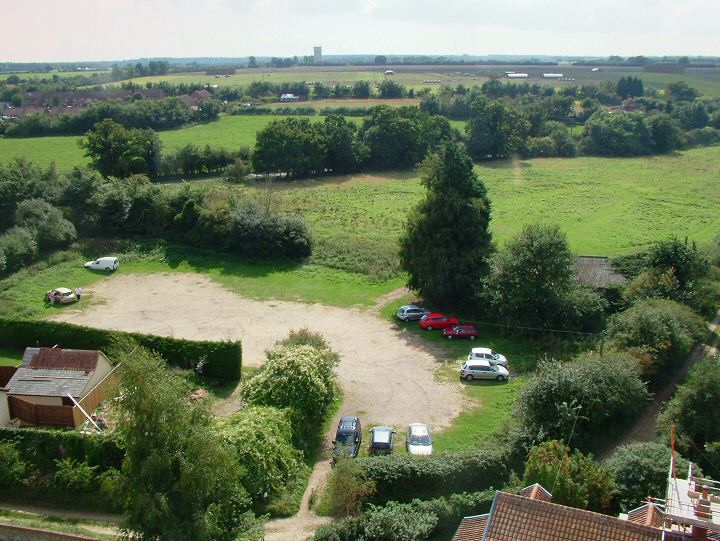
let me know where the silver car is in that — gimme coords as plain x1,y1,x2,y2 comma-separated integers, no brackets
396,304,430,322
460,360,509,382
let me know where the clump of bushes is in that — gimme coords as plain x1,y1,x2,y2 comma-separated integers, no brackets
606,298,706,384
516,353,649,452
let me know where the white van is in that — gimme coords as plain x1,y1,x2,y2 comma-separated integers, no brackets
84,257,119,271
467,347,508,366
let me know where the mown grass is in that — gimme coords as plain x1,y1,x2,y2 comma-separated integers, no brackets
0,508,118,541
0,347,23,366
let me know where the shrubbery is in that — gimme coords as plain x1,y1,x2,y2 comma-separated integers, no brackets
516,353,649,452
605,442,690,513
606,298,706,383
216,406,305,505
358,449,509,503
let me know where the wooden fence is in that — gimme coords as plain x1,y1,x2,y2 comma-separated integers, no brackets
0,366,18,387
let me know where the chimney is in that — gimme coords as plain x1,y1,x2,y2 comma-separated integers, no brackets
691,485,712,540
691,525,708,541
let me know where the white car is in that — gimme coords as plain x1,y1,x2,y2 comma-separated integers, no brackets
467,347,508,366
406,423,433,456
460,360,510,382
84,257,119,271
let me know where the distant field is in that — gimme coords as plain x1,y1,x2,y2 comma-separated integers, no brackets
257,146,720,278
3,69,110,80
0,114,464,170
120,65,720,96
266,98,421,110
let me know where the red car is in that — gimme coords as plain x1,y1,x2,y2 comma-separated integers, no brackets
419,313,459,331
443,324,479,340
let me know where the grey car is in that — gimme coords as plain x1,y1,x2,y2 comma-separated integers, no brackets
460,360,510,382
396,305,430,322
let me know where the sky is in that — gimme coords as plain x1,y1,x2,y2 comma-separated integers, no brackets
3,0,719,63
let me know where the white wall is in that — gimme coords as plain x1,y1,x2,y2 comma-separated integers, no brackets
0,390,10,427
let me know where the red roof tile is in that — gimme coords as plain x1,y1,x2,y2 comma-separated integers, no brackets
453,514,488,541
484,492,662,541
28,348,100,374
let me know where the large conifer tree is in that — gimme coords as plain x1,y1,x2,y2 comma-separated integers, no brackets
399,142,493,307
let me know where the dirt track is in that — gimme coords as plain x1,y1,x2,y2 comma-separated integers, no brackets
52,272,463,430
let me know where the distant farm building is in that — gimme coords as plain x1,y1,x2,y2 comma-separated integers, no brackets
507,73,528,79
280,93,300,102
542,73,564,79
384,70,395,76
313,46,322,63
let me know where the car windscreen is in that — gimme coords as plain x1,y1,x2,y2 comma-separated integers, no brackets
409,434,431,446
336,433,354,444
372,440,390,449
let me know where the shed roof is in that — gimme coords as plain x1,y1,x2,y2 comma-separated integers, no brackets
23,347,101,374
575,256,627,289
6,367,90,398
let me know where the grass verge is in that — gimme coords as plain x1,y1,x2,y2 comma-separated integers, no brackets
0,347,23,367
0,507,118,540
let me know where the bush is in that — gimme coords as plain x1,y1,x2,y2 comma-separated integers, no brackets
0,226,39,273
524,440,614,512
0,427,123,473
0,317,241,380
605,442,690,513
358,449,509,504
320,456,377,517
242,341,338,453
51,458,99,492
0,441,27,488
581,110,653,156
363,501,438,540
683,127,720,147
606,299,706,384
516,353,649,452
215,406,305,505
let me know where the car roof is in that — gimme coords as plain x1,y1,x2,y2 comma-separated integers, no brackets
426,312,446,317
399,305,421,310
470,347,492,354
408,423,429,435
466,359,491,367
54,287,72,294
338,416,359,429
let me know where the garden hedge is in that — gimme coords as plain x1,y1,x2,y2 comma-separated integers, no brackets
358,450,510,504
0,317,241,380
0,427,123,472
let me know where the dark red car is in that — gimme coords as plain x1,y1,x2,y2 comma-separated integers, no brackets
419,313,459,331
443,324,479,340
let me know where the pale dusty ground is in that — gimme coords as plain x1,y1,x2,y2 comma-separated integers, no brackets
52,272,464,541
53,272,462,431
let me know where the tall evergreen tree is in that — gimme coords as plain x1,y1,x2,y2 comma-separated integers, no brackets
399,142,493,306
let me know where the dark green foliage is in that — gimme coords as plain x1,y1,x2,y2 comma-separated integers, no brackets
486,224,606,331
321,456,377,517
0,159,65,231
541,121,578,157
313,490,496,541
160,144,237,177
252,117,327,178
658,354,720,472
50,458,99,492
672,101,709,130
581,111,653,156
0,427,123,472
114,343,260,541
322,115,367,174
616,76,644,98
14,198,77,251
465,96,530,159
683,127,720,147
606,299,706,384
523,440,615,512
378,80,406,98
358,449,509,503
666,81,700,101
0,441,27,489
360,106,456,170
0,227,38,273
647,236,709,289
648,113,683,153
82,119,162,178
516,353,649,452
0,317,241,380
605,442,690,513
399,143,493,307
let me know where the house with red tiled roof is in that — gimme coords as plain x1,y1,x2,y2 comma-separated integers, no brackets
453,476,719,541
0,347,116,428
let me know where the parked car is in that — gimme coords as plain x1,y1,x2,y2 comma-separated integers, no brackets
460,360,510,382
84,257,119,271
396,304,430,322
443,324,479,340
45,287,77,304
406,423,433,456
467,347,508,366
368,426,395,455
332,416,362,464
419,313,459,331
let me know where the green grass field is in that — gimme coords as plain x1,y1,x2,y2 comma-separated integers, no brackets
0,347,23,366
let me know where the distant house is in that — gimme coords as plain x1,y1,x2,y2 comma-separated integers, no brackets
575,255,627,289
191,89,212,102
279,93,300,102
1,347,117,428
507,73,528,79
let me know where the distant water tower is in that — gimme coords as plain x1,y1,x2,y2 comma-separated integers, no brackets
313,46,322,63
